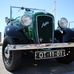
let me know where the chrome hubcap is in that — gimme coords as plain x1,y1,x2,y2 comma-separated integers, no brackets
4,47,10,59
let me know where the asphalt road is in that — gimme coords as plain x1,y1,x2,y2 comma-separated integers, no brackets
0,46,74,74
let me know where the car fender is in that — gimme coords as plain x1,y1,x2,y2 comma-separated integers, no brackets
63,28,74,42
4,25,29,43
55,28,74,42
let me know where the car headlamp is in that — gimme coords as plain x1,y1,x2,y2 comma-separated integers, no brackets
58,17,68,28
21,15,32,26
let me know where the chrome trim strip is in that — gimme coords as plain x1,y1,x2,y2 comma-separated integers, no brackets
7,43,74,50
36,15,54,44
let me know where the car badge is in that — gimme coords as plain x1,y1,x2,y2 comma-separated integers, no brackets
41,21,49,28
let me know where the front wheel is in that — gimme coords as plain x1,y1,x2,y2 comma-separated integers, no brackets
2,36,22,72
56,47,74,64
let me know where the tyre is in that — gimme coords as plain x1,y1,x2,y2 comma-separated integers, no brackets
2,36,22,72
56,47,74,64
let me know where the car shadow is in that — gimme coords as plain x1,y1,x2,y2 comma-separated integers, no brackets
12,56,74,74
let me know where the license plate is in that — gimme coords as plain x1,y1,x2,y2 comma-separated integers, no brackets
35,50,65,60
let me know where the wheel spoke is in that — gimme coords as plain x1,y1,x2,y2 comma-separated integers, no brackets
5,59,10,65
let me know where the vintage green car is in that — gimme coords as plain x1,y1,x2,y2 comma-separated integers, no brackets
2,6,74,72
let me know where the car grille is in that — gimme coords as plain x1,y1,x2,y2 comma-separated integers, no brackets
36,15,53,43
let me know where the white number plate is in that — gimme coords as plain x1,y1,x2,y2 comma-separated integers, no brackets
35,50,65,60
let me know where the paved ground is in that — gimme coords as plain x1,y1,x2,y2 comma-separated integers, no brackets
0,46,74,74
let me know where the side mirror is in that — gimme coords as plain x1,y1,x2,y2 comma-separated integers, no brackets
5,17,10,24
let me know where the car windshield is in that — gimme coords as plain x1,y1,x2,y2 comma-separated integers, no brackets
10,6,45,19
11,8,25,19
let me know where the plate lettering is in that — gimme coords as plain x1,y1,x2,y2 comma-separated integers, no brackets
35,50,65,60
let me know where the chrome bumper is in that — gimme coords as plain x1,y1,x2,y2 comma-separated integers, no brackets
7,43,74,50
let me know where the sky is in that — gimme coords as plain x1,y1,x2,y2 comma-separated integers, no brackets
0,0,74,36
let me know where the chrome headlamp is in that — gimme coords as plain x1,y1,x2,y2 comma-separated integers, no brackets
58,17,68,28
21,15,32,26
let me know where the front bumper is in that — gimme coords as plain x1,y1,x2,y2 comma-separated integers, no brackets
7,43,74,50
